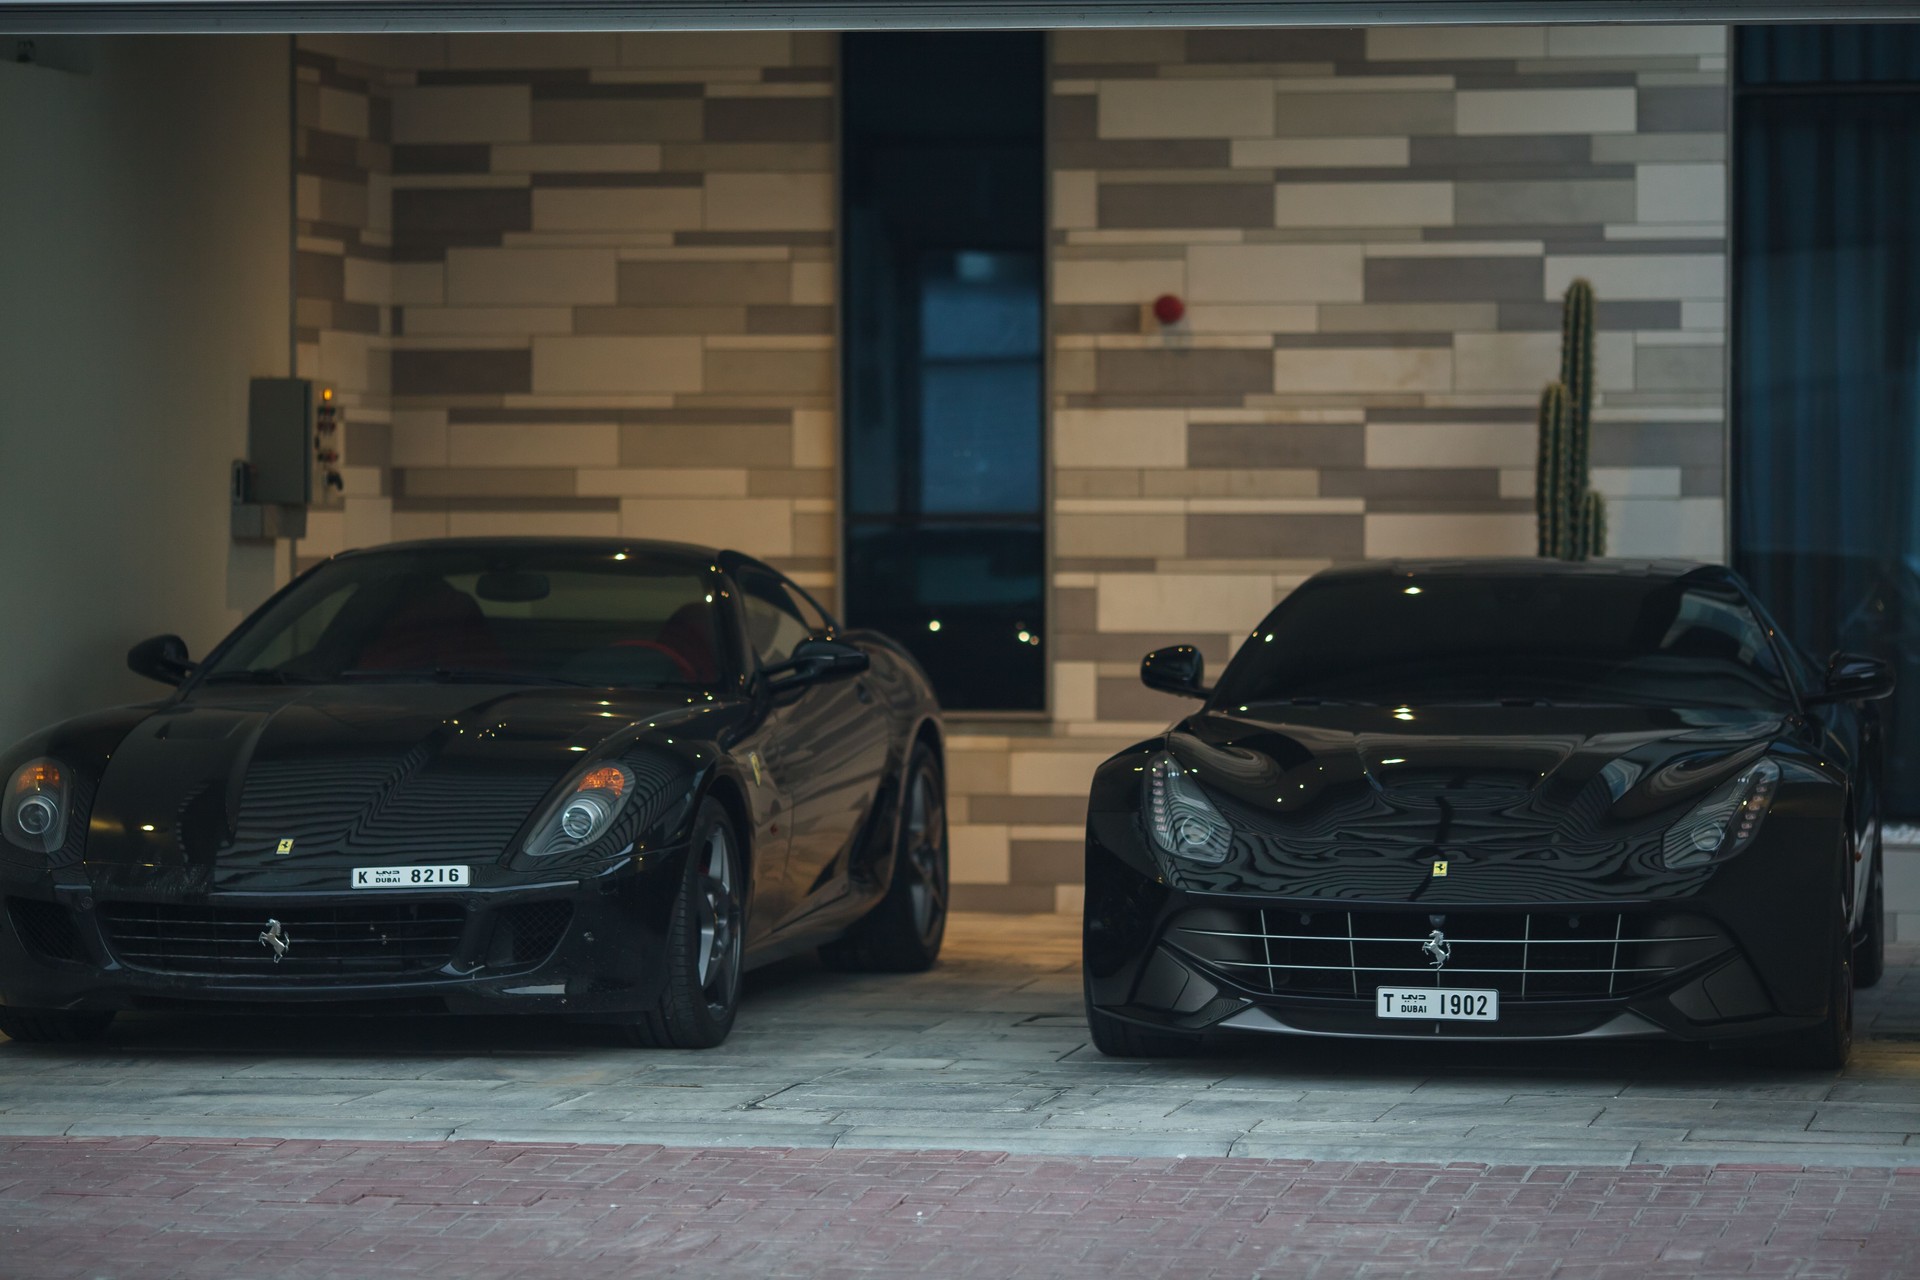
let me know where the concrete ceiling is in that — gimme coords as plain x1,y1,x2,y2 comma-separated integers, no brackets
2,0,1916,34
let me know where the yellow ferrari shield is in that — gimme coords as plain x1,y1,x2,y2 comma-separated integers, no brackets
1431,860,1449,877
276,838,295,855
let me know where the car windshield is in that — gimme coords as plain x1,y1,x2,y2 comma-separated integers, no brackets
1211,571,1796,712
201,548,723,689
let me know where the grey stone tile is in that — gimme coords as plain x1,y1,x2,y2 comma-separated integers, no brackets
1319,468,1502,501
1409,134,1591,170
1456,179,1637,227
1275,92,1457,138
396,467,577,499
1590,421,1723,468
1094,348,1273,398
1639,85,1727,133
392,143,492,174
1498,300,1682,331
1056,138,1236,171
532,97,703,143
1095,675,1204,727
576,305,750,335
1186,514,1366,560
618,259,791,306
391,347,532,396
1365,254,1544,303
704,96,833,143
392,186,533,236
1187,28,1366,63
1320,302,1501,334
297,250,346,302
1636,344,1725,392
1189,422,1365,468
1100,182,1275,230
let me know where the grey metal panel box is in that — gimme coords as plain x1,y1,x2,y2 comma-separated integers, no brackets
248,377,312,506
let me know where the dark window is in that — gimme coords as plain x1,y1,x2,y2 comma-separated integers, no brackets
735,569,815,670
1732,24,1920,812
841,32,1047,713
1210,572,1794,713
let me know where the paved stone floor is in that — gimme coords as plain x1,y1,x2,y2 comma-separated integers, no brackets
4,916,1920,1276
2,915,1918,1166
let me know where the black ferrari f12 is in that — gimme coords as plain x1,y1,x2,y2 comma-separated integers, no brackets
0,539,948,1049
1084,559,1892,1068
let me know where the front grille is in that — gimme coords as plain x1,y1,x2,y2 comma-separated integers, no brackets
1167,906,1733,1002
7,898,85,963
98,900,467,977
488,901,574,967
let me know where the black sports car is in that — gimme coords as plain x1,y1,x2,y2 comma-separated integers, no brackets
0,539,948,1048
1084,559,1892,1068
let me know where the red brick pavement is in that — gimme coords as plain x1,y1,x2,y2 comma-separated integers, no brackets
2,1138,1917,1279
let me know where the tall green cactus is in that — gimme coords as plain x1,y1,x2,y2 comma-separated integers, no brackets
1536,278,1606,560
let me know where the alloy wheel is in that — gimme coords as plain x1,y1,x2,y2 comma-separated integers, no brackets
695,824,742,1014
904,766,948,943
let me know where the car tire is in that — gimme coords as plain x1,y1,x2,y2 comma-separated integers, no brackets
1853,840,1886,990
1778,932,1853,1071
1083,972,1204,1059
820,742,948,974
608,798,743,1050
0,1008,114,1045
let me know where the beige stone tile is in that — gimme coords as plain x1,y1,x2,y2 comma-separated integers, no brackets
532,335,705,394
1366,420,1536,468
1005,749,1112,798
390,509,451,541
1364,512,1535,557
577,468,750,497
446,247,618,307
1054,257,1184,305
1096,573,1276,634
1057,469,1143,498
950,825,1011,885
704,173,833,232
574,306,748,335
1187,244,1364,304
342,495,393,551
1592,466,1683,499
403,307,575,337
1456,88,1636,136
392,262,445,306
1056,514,1186,559
299,510,348,559
532,99,703,145
1273,346,1452,394
390,411,449,467
1606,496,1724,559
619,496,794,555
1545,253,1724,301
1231,137,1409,168
400,468,577,498
317,86,369,139
1453,330,1634,393
791,511,834,558
791,260,833,307
448,510,621,537
1142,468,1318,498
703,346,832,395
1273,181,1453,229
392,85,530,144
533,186,703,233
1545,24,1727,58
1055,409,1186,469
946,748,1012,795
447,421,619,468
446,33,619,68
791,409,836,469
1051,661,1099,724
1637,163,1726,224
1099,79,1273,140
621,422,791,468
491,143,663,173
1366,25,1547,59
1319,302,1500,333
1053,170,1098,230
1053,28,1187,63
618,31,793,67
619,258,792,306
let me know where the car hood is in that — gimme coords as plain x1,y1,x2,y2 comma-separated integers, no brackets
81,683,719,895
1152,702,1796,902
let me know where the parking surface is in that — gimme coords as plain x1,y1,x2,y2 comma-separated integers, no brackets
3,914,1918,1167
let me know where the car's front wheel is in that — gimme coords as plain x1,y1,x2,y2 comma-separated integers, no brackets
608,798,743,1049
1778,930,1853,1070
1083,972,1203,1058
1854,836,1886,990
0,1008,115,1045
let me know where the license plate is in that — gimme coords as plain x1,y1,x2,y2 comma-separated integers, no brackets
1376,987,1498,1021
352,865,470,889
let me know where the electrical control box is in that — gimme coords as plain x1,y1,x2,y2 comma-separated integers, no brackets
247,377,313,506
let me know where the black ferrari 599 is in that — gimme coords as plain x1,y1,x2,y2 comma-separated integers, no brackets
0,539,947,1049
1084,559,1892,1068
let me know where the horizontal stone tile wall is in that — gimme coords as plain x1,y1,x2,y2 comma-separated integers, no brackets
289,33,838,597
951,24,1732,912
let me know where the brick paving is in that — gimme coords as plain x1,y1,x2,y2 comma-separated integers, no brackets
3,1137,1918,1279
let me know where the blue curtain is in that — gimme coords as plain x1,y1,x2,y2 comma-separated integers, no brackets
1734,26,1920,814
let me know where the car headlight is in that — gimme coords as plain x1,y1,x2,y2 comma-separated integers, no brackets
1145,753,1232,865
1662,758,1780,870
524,763,636,858
4,759,69,855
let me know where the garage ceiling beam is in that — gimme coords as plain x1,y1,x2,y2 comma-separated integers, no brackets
2,0,1915,34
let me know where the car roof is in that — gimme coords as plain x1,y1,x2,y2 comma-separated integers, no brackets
1309,557,1735,585
335,537,734,571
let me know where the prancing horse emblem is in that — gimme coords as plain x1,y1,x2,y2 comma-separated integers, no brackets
1422,929,1451,969
258,919,291,963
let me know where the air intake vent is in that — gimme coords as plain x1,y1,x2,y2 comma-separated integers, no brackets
99,900,466,978
489,901,573,968
6,898,85,963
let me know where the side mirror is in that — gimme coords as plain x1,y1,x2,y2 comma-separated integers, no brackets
128,634,195,686
1141,645,1210,699
765,638,870,692
1807,651,1895,705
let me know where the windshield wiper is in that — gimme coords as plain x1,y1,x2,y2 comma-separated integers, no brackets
338,667,594,688
1250,696,1374,707
201,669,319,685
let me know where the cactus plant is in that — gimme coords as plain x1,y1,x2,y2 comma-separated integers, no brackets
1536,278,1606,560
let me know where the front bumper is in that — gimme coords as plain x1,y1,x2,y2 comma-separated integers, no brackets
1084,817,1839,1047
0,846,690,1018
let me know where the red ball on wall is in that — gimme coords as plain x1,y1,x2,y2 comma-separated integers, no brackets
1152,293,1186,325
